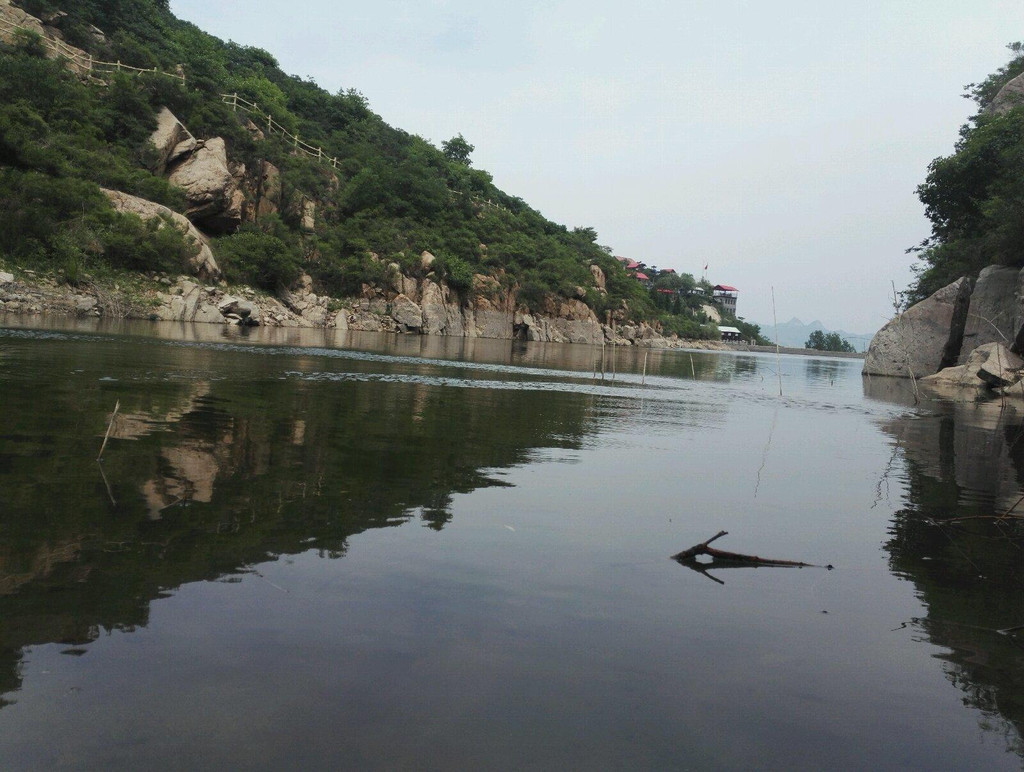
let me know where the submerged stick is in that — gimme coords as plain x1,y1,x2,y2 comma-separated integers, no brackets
97,399,120,461
672,530,823,569
689,353,696,378
642,351,648,385
97,460,116,506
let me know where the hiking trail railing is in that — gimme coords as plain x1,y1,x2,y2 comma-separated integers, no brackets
0,16,185,83
1,15,511,213
222,92,511,212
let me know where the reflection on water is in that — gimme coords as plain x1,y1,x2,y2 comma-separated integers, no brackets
0,320,1021,768
866,380,1024,754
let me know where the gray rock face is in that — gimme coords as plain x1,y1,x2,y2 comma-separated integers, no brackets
0,272,13,285
978,343,1024,388
958,265,1020,364
986,71,1024,116
390,294,422,329
149,107,196,175
167,138,241,232
218,296,258,321
920,342,1021,392
101,189,221,280
863,277,972,377
420,279,449,335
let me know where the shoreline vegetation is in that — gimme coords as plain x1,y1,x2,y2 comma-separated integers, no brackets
0,0,768,349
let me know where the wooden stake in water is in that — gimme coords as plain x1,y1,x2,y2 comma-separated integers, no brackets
97,399,120,461
601,342,606,381
642,351,648,385
771,286,783,397
689,354,696,379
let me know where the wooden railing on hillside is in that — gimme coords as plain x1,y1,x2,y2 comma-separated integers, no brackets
221,92,340,167
221,92,511,213
0,16,185,83
1,15,513,214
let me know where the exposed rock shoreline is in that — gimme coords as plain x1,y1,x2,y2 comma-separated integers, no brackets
0,269,730,351
864,265,1024,398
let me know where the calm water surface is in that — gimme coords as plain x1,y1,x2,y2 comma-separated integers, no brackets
0,317,1021,769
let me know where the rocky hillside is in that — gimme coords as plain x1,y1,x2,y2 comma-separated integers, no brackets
0,0,743,344
866,43,1024,394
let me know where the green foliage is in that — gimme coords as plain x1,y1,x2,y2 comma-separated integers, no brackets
214,224,303,290
0,169,195,276
0,0,690,325
908,45,1024,303
441,134,474,166
806,330,855,352
436,253,474,295
731,318,769,345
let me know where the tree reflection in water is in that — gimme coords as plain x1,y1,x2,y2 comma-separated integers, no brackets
867,379,1024,755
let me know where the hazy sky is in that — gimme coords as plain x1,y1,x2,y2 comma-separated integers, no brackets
170,0,1023,332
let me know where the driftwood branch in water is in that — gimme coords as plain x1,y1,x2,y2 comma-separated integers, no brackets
672,531,824,569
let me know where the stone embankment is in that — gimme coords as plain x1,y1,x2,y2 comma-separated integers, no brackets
864,264,1024,397
0,270,728,350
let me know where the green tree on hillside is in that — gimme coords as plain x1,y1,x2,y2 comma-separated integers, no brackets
442,134,474,166
907,42,1024,303
806,330,855,352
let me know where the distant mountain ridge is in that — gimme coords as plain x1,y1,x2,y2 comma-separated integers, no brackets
755,317,875,352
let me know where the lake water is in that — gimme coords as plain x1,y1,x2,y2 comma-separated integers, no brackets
0,318,1021,769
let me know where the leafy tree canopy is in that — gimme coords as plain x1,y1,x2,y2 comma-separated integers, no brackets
806,330,855,352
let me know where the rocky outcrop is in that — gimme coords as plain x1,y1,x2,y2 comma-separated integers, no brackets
863,277,972,377
254,161,281,219
589,264,606,292
149,107,196,175
515,297,604,344
921,342,1023,394
101,188,221,280
986,71,1024,116
300,199,316,232
390,294,422,330
957,265,1020,364
167,137,243,233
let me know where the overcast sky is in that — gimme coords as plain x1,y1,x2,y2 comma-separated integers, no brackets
171,0,1023,332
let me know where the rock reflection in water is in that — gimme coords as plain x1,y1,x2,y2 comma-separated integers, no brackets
0,334,611,706
866,380,1024,754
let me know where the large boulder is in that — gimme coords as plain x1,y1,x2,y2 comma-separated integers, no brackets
420,279,449,335
390,294,422,329
986,71,1024,116
957,265,1021,364
149,107,196,175
167,138,241,233
101,189,220,280
863,276,972,377
920,342,1022,393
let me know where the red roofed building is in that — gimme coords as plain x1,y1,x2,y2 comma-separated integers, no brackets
625,260,641,270
712,284,738,316
635,272,650,284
